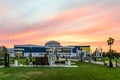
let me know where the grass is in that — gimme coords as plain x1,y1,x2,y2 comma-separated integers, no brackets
0,62,120,80
8,57,120,64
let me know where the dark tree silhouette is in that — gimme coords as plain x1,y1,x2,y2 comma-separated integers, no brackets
107,37,114,67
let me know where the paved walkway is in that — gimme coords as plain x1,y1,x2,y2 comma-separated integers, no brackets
0,64,78,68
91,61,104,65
11,64,78,68
90,61,119,67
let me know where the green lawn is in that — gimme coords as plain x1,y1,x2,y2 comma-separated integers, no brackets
0,62,120,80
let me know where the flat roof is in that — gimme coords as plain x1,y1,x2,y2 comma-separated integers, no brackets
14,44,44,47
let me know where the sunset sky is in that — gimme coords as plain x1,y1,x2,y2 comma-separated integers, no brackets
0,0,120,52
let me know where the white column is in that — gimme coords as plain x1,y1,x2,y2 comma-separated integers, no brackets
14,60,18,66
78,50,81,59
83,49,86,57
96,48,99,57
68,61,71,66
49,54,53,66
96,52,99,57
76,49,79,57
100,49,103,57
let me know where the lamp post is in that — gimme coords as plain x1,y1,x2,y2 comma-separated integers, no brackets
107,37,114,67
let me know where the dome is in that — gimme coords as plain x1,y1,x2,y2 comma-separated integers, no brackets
45,41,61,47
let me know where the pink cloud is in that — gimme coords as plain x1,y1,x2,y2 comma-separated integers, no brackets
0,1,120,52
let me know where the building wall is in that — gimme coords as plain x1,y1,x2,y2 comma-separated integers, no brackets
71,46,90,53
14,45,46,57
71,46,81,53
80,46,90,53
14,45,90,57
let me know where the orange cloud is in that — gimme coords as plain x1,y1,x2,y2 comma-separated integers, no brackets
0,2,120,52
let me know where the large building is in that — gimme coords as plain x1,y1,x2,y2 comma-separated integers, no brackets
14,44,46,57
14,41,90,57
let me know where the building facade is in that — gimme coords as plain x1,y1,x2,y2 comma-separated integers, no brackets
14,45,46,57
14,41,90,57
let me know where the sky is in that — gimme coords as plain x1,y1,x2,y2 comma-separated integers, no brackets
0,0,120,52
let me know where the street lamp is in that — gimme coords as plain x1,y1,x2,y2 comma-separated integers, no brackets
107,37,114,67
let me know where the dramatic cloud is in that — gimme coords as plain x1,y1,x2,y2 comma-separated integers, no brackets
0,0,120,52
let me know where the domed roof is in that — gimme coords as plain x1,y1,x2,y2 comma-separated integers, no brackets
45,40,61,47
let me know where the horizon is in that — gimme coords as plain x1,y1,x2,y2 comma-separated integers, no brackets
3,40,119,53
0,0,120,52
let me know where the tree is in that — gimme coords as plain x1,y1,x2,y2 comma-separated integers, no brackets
0,46,8,58
107,37,114,67
107,37,114,51
0,46,8,66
